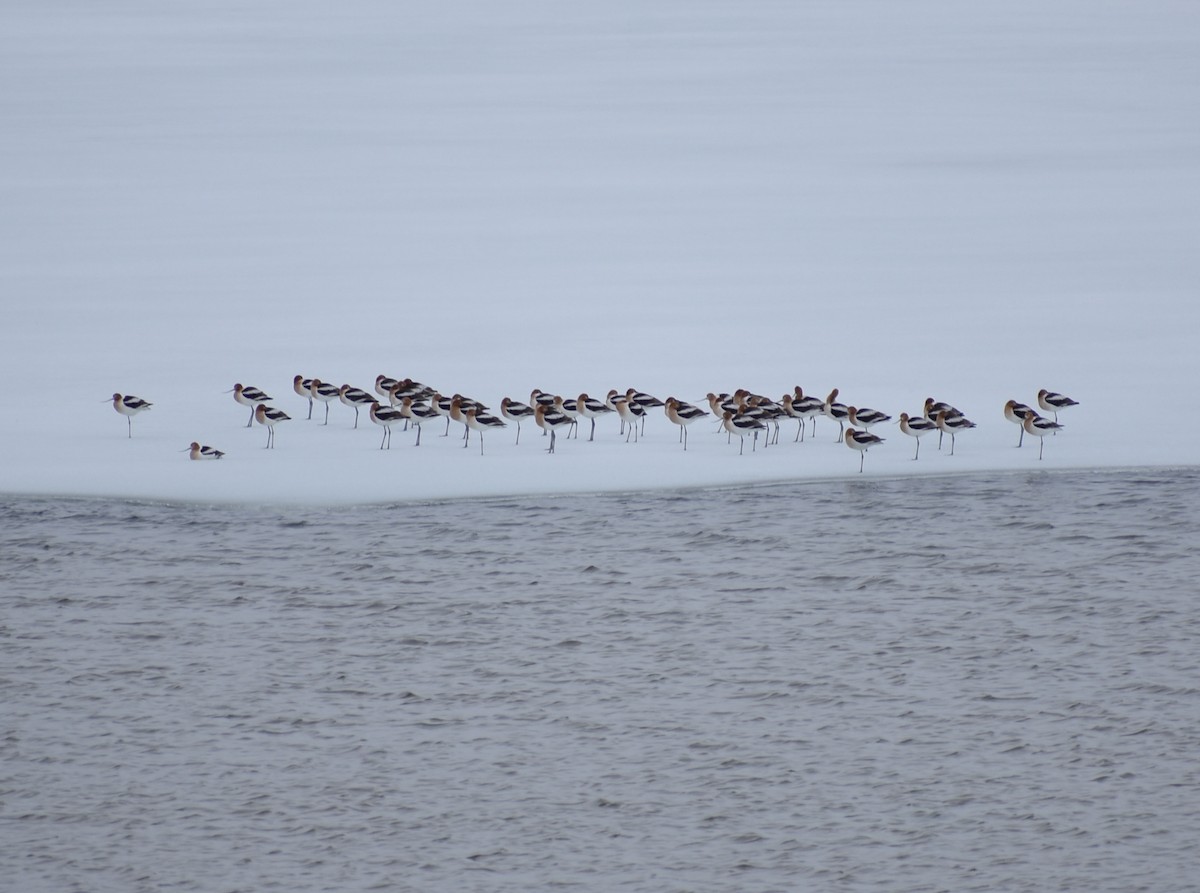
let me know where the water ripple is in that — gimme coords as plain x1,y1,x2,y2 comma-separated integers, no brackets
2,469,1199,892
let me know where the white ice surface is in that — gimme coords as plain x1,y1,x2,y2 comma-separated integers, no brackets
1,0,1197,505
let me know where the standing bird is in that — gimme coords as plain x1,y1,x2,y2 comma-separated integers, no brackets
722,411,766,455
898,412,937,460
924,397,964,450
1023,412,1064,460
575,393,613,442
626,389,664,436
535,403,573,454
615,399,644,443
464,408,507,455
1037,389,1079,424
792,387,826,441
229,384,272,427
1004,399,1037,447
110,393,151,438
293,375,314,420
309,379,340,426
664,398,707,450
375,374,400,399
400,398,440,446
824,389,850,441
847,406,892,432
935,410,976,456
500,397,536,445
254,404,290,449
844,428,885,472
338,384,376,429
369,401,404,450
553,396,580,439
186,442,225,460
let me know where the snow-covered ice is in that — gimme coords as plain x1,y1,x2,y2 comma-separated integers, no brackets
1,0,1197,504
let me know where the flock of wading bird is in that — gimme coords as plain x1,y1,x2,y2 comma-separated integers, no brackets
109,377,1079,472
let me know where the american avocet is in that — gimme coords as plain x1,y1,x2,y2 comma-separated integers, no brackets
375,374,399,398
309,379,340,425
500,397,536,444
844,428,884,472
387,378,431,410
427,392,453,435
898,412,937,460
665,397,707,450
745,396,785,446
401,397,440,446
824,389,850,441
553,396,580,439
110,393,151,438
788,387,825,441
369,401,404,449
254,404,290,448
923,397,962,420
228,384,272,427
722,410,766,455
1023,412,1063,459
464,407,506,455
615,398,644,443
626,389,664,436
575,393,613,442
924,397,963,449
449,395,488,446
338,385,375,429
736,397,781,448
186,442,225,460
935,410,976,456
535,403,573,453
1004,399,1037,447
847,406,892,431
293,375,314,420
707,392,737,418
1037,389,1079,424
606,389,630,435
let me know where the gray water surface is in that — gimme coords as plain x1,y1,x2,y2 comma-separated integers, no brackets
3,469,1199,892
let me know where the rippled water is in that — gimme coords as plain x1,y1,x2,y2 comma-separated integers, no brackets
3,469,1199,892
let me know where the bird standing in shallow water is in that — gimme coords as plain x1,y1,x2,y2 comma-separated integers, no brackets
111,393,151,438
